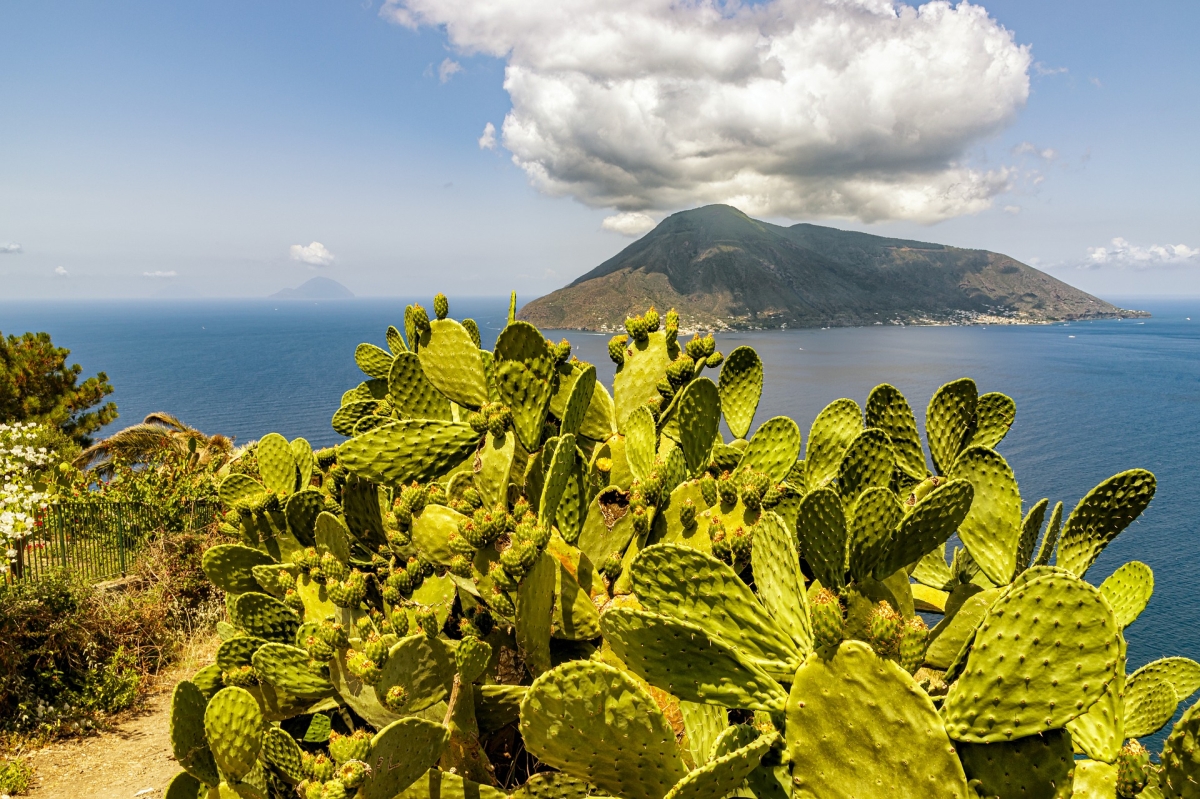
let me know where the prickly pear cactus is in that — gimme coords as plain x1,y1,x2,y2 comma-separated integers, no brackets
170,296,1193,798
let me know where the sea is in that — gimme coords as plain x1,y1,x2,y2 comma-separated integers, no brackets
2,296,1198,747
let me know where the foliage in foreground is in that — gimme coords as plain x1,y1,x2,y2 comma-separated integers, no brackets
169,294,1198,799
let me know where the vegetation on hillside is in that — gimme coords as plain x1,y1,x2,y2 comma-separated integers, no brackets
0,331,117,444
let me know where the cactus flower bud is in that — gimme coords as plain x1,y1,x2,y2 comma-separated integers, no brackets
433,293,449,320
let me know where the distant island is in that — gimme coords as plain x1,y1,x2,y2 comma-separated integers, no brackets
270,277,354,300
518,205,1147,330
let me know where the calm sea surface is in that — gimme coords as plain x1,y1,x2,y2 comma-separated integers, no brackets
3,296,1198,744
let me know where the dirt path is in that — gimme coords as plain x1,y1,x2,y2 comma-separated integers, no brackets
21,636,218,799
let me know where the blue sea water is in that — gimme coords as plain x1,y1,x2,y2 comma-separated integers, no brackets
2,296,1198,745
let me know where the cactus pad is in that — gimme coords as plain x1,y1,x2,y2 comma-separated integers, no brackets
417,319,490,409
836,428,894,503
951,446,1022,585
375,634,455,713
1018,498,1050,575
519,660,688,799
1099,561,1154,630
356,342,395,379
794,488,847,590
941,567,1121,743
679,700,728,767
678,378,721,477
864,383,927,481
230,592,301,643
631,543,798,670
396,768,508,799
257,433,298,495
750,511,812,655
877,478,973,580
389,352,453,421
739,417,802,484
1056,469,1156,578
510,773,592,799
203,686,263,782
251,643,334,698
560,364,596,438
600,608,788,711
926,377,977,476
625,406,657,481
495,322,557,449
219,474,269,511
717,346,763,440
170,680,220,787
969,391,1016,450
361,717,451,799
262,726,306,783
1160,698,1200,799
663,731,775,799
804,399,863,490
1129,658,1200,708
339,420,480,486
202,544,277,595
957,729,1074,799
786,640,970,799
1124,668,1179,739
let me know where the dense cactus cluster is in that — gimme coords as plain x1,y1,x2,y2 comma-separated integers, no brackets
166,294,1199,799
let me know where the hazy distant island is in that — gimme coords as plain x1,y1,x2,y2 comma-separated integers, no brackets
270,277,354,300
519,205,1148,331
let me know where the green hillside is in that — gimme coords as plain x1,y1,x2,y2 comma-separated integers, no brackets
518,205,1144,330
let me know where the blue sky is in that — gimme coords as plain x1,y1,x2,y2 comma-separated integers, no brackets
1,0,1197,301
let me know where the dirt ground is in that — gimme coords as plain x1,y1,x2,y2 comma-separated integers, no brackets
19,635,218,799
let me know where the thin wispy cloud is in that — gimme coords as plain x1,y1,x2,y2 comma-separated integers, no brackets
289,241,335,267
383,0,1031,224
1084,238,1200,269
0,242,22,254
54,266,68,276
478,122,497,150
144,270,178,278
438,58,462,83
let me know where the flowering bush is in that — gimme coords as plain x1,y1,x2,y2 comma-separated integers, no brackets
0,423,71,576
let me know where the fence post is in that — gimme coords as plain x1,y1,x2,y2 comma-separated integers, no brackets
116,503,127,576
57,504,68,572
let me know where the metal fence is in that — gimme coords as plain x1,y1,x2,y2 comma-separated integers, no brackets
11,500,220,583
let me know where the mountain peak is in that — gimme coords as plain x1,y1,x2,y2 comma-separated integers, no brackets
521,206,1144,330
270,277,354,300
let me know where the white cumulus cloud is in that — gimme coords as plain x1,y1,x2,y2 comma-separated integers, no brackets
1085,238,1200,269
0,242,22,254
144,270,178,278
54,266,68,276
290,242,335,267
478,122,497,150
439,58,462,83
382,0,1031,223
602,212,657,237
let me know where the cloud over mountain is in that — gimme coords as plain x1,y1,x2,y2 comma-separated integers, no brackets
383,0,1031,223
290,241,335,267
1085,238,1200,269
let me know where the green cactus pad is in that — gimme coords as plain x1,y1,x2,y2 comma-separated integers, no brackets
718,346,763,440
877,478,973,580
739,417,802,484
344,378,390,405
1056,469,1157,578
476,684,526,732
794,488,847,590
864,384,927,481
389,352,454,421
601,608,788,711
1070,760,1116,798
333,399,382,436
952,446,1022,586
560,364,596,437
216,635,268,673
516,552,557,676
1099,561,1154,630
804,398,863,491
192,664,224,700
510,773,593,799
1128,658,1200,707
315,511,352,563
339,420,480,486
219,474,269,511
1124,668,1179,739
578,487,638,569
170,680,220,787
631,543,798,670
1018,498,1050,574
203,686,263,782
912,543,953,590
1160,698,1200,799
1067,655,1124,764
494,321,556,450
926,377,977,476
836,428,894,503
580,380,617,441
1034,500,1064,567
251,643,334,699
786,640,970,799
663,731,774,799
229,592,301,643
411,504,470,567
328,652,401,730
475,430,516,509
969,391,1017,450
257,433,298,495
376,634,456,713
283,489,323,543
163,771,203,799
550,545,602,640
417,319,490,409
539,433,577,525
751,511,812,655
202,544,277,595
519,660,688,799
941,566,1121,743
261,726,306,784
361,717,451,799
613,330,673,428
680,700,728,766
957,729,1074,799
845,486,902,582
624,407,657,482
395,768,508,799
387,324,408,353
678,378,721,478
356,342,395,379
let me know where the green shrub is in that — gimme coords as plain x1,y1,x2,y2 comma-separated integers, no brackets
0,757,33,795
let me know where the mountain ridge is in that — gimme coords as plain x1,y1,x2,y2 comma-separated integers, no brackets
518,205,1145,330
270,277,354,300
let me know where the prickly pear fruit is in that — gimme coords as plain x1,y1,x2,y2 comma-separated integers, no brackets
383,684,409,712
600,553,623,585
898,616,929,674
328,729,371,765
706,352,724,368
1116,740,1150,798
717,471,739,505
811,588,845,650
868,601,902,658
412,304,431,334
739,469,770,510
608,335,628,366
680,499,696,528
321,778,348,799
700,474,718,507
434,293,449,320
339,760,372,790
416,607,440,637
345,651,381,684
644,306,660,332
310,753,335,781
